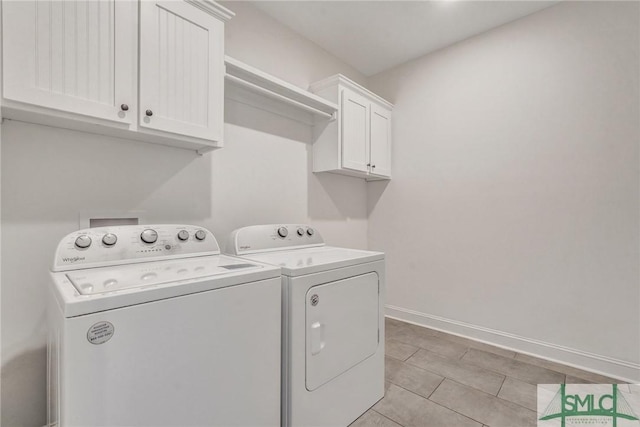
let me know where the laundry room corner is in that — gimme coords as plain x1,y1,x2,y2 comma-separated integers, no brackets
366,0,640,380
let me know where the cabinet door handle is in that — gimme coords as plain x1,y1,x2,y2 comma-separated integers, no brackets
145,109,153,117
367,163,371,167
372,164,376,168
120,104,129,111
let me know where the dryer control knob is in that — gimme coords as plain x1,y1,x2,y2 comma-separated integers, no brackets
277,227,288,238
194,230,206,241
297,227,305,236
177,230,189,241
102,233,117,246
74,235,92,249
140,229,158,244
306,228,315,236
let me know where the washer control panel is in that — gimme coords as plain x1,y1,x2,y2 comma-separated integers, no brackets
227,224,324,255
53,224,219,272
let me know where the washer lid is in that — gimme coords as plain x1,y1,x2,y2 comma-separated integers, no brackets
51,255,281,317
238,246,384,277
66,256,261,295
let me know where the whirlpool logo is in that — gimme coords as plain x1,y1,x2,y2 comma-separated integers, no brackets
62,256,85,263
538,384,640,426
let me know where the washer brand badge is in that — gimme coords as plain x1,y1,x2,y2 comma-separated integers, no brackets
87,321,115,345
62,256,85,263
239,245,251,250
538,384,640,426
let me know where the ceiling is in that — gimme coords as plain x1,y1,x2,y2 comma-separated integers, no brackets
251,1,559,76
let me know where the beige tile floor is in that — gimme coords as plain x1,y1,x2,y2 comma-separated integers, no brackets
350,317,623,427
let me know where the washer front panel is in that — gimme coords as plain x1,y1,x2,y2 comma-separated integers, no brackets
57,277,282,427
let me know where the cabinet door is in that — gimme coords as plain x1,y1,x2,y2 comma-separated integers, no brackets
369,104,392,178
139,1,224,142
340,88,370,173
2,0,136,125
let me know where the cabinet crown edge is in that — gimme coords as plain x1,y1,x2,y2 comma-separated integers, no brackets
185,0,235,21
309,74,393,110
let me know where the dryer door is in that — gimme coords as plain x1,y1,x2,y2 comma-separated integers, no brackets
305,272,379,391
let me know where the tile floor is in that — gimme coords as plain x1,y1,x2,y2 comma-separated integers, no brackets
350,317,623,427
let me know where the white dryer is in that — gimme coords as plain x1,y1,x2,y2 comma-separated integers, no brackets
226,224,385,427
48,224,282,427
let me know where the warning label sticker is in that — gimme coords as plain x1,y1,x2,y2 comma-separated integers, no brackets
87,321,114,345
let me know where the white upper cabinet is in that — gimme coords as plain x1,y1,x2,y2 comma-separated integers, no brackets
2,0,137,125
310,75,393,180
1,0,233,153
139,1,226,142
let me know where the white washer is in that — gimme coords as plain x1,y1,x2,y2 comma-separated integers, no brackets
226,224,385,427
48,224,282,427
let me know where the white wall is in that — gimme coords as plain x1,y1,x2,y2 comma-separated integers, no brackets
368,1,639,380
221,1,368,89
0,3,369,425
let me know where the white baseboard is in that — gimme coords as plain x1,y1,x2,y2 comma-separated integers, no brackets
385,304,640,383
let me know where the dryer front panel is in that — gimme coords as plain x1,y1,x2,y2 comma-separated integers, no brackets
305,272,379,391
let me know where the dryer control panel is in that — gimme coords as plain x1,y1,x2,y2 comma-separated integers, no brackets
227,224,324,255
53,224,220,271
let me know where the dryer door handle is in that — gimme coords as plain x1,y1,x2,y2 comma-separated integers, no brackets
310,322,326,355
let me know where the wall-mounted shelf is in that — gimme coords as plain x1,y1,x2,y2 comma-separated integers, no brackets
224,56,338,124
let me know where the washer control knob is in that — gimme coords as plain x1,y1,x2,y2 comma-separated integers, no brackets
140,229,158,244
194,230,206,241
277,227,288,238
306,228,315,236
297,227,305,236
102,233,117,246
177,230,189,241
74,235,92,249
